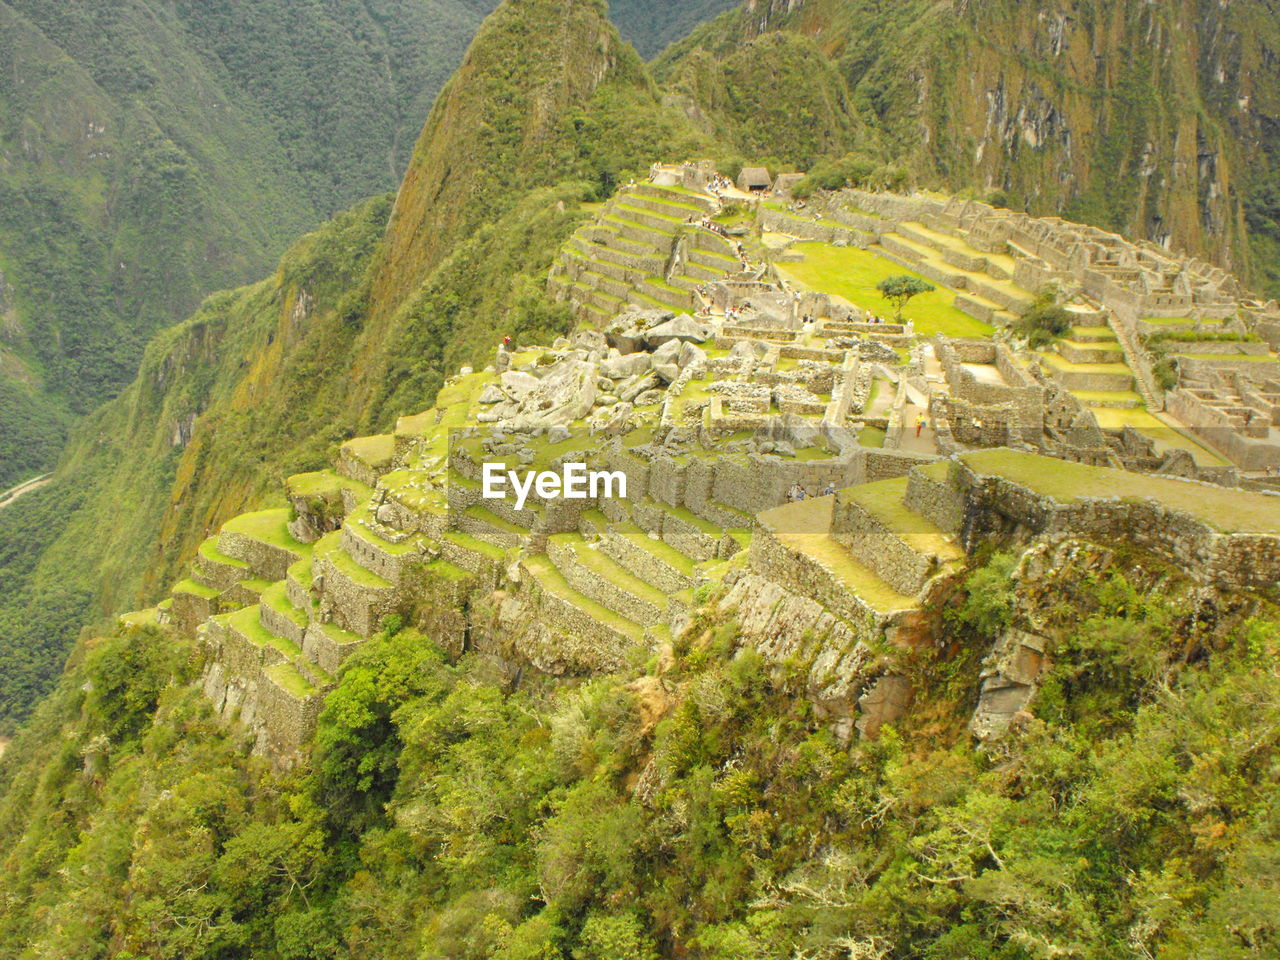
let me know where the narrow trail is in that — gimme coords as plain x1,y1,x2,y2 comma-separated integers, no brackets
0,473,53,511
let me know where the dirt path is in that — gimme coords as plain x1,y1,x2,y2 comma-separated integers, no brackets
0,474,53,511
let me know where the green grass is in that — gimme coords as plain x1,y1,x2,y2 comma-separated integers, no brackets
1038,353,1134,376
463,504,527,536
173,578,220,600
314,532,392,589
612,522,697,574
524,555,645,641
265,662,316,699
840,478,963,561
663,503,724,538
774,242,992,338
226,605,303,660
555,534,668,608
286,468,372,501
342,434,397,467
222,509,307,554
260,581,308,630
758,500,917,614
1071,390,1144,405
1070,325,1117,341
1088,408,1229,466
859,426,887,448
1060,339,1124,353
198,537,249,570
444,530,506,562
960,450,1280,534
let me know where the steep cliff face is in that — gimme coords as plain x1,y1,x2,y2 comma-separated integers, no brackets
368,0,698,318
659,0,1280,293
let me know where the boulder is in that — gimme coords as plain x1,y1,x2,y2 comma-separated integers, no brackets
728,339,770,360
500,371,539,399
644,313,713,347
677,341,707,369
653,362,680,384
601,352,652,380
651,338,682,365
478,384,504,405
620,374,661,403
546,425,571,444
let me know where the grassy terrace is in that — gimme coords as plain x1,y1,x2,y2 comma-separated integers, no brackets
174,578,220,599
613,521,697,574
840,478,963,560
1071,325,1117,340
903,221,1021,277
960,450,1280,534
226,604,303,660
345,503,423,556
314,531,392,588
198,537,249,570
342,433,397,468
222,508,307,554
445,529,506,562
556,533,669,609
759,499,917,614
265,662,316,698
463,504,527,536
1086,407,1229,466
775,242,992,338
1038,353,1133,376
286,468,372,501
524,555,645,641
260,581,307,630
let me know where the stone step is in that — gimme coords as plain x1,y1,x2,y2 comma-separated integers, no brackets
286,556,315,612
302,620,367,677
217,508,310,582
623,191,707,220
439,529,506,582
523,554,646,648
573,235,665,275
311,532,395,639
457,504,526,549
169,578,221,636
631,182,718,214
259,580,309,648
547,533,668,627
599,522,697,594
263,661,319,702
604,215,678,253
192,536,251,591
754,498,919,620
1056,339,1126,364
635,277,693,312
337,433,397,486
631,500,724,562
223,603,305,668
612,201,688,235
1039,353,1136,392
833,478,965,596
340,502,429,585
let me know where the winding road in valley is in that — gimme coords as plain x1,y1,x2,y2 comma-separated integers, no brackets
0,473,53,511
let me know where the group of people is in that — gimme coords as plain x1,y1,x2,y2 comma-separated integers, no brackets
786,481,838,502
865,314,890,324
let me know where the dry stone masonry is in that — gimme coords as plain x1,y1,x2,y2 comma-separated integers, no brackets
126,164,1280,765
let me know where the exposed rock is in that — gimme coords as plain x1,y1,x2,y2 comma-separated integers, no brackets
677,341,707,369
601,352,652,379
645,314,713,347
969,628,1050,741
478,384,504,404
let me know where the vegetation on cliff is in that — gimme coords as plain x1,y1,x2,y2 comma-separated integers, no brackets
657,0,1280,297
1,548,1277,958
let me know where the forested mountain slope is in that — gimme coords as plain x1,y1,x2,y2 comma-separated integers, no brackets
0,0,709,728
657,0,1280,296
0,0,493,489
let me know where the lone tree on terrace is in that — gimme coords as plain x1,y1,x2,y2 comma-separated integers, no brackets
877,275,934,321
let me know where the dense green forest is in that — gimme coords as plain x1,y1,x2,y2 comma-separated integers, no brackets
1,549,1276,958
0,0,493,488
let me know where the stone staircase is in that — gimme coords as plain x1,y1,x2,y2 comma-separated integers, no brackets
750,471,965,638
1039,319,1143,409
549,182,736,323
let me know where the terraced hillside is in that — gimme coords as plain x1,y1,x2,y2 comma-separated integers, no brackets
549,182,741,322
